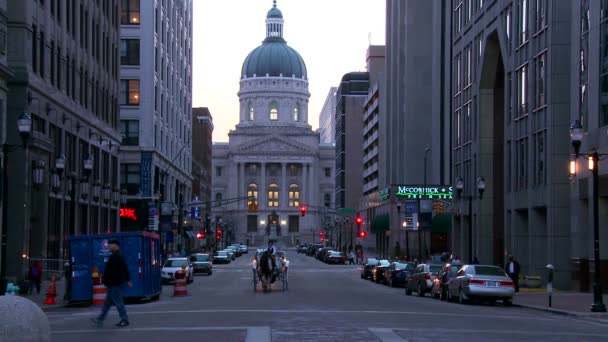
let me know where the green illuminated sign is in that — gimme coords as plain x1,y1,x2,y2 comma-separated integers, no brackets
395,185,453,199
379,188,390,201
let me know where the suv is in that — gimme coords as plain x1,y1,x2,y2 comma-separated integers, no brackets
189,253,213,275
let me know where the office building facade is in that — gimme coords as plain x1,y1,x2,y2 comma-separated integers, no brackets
119,0,193,253
319,87,337,144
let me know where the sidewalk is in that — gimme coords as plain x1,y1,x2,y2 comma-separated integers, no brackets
514,288,608,320
23,278,67,311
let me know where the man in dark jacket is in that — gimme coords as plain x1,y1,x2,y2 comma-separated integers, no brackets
505,255,521,292
92,239,132,327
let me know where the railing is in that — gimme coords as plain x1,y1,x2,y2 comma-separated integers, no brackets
23,258,69,280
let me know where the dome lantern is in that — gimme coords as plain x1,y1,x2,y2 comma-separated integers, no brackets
266,0,284,39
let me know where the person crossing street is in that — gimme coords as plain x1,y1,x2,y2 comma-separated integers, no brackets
91,239,132,328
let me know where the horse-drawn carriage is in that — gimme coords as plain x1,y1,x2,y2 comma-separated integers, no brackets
252,250,288,292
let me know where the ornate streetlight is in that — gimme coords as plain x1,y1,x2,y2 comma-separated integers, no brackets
455,176,485,264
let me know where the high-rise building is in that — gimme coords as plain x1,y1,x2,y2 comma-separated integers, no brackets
335,72,369,212
119,0,193,252
569,0,608,292
362,46,385,197
447,0,572,289
319,87,337,144
191,107,213,215
365,0,449,259
4,0,121,280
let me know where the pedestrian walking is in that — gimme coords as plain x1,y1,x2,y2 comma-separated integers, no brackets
356,248,363,265
451,256,462,266
28,260,43,295
91,239,132,327
349,250,356,265
505,255,521,292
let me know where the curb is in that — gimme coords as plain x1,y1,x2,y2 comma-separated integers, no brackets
515,303,608,323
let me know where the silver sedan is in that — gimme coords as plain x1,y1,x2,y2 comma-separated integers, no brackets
447,264,515,306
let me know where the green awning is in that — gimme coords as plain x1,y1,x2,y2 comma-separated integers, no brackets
431,213,451,234
371,214,390,234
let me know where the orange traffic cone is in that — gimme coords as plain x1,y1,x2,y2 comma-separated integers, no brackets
91,266,107,305
45,274,57,305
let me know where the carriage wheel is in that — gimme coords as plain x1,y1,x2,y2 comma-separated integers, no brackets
253,269,257,292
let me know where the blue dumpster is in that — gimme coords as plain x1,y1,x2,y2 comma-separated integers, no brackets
68,232,161,304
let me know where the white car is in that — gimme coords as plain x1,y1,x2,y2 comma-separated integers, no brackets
161,258,194,284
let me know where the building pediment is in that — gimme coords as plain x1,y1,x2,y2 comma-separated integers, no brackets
233,135,316,156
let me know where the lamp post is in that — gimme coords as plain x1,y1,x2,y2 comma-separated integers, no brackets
1,112,32,279
569,119,607,313
455,176,485,264
397,202,409,260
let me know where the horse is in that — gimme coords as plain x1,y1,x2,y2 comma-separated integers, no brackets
257,251,276,292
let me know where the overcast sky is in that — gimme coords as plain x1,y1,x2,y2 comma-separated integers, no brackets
192,0,386,142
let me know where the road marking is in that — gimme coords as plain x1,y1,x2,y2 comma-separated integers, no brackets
53,325,271,341
368,328,407,342
246,326,271,342
390,327,608,338
47,309,562,322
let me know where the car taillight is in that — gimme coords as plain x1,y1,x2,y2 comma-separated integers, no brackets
499,281,513,287
424,273,430,279
392,270,402,275
469,279,485,285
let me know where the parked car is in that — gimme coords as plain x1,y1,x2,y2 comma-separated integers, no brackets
431,264,460,300
189,253,213,275
239,244,249,254
361,258,378,279
307,244,323,256
297,244,309,254
446,264,515,305
326,251,347,264
161,258,194,284
227,245,241,257
372,260,391,283
315,247,333,261
405,264,443,296
383,262,416,287
213,251,230,264
224,249,236,260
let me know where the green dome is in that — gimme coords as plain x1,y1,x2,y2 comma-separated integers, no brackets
267,7,283,18
241,38,307,79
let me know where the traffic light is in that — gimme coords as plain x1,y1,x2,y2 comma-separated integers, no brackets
300,205,307,217
359,230,367,238
319,231,324,237
196,232,204,239
355,214,363,227
216,229,222,240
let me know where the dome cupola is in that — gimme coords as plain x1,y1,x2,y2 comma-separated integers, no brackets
241,0,307,79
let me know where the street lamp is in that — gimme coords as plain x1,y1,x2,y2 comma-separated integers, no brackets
569,119,606,313
31,161,45,187
455,175,485,264
1,113,32,279
397,201,409,260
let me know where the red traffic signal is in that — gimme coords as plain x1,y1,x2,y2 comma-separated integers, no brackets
196,233,204,239
319,231,324,237
300,205,307,217
355,214,363,226
216,229,222,240
359,230,367,238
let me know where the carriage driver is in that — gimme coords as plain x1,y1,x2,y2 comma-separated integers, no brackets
267,241,276,255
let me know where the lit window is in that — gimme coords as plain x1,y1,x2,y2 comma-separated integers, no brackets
293,104,299,121
288,184,300,207
121,0,140,25
247,183,258,210
120,79,140,105
270,101,278,120
249,103,254,121
268,183,279,207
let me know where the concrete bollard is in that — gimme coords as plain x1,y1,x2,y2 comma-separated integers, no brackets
0,295,51,342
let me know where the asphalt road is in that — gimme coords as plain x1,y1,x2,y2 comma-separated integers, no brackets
48,248,608,342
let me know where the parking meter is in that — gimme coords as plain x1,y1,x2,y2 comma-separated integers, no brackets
546,264,554,307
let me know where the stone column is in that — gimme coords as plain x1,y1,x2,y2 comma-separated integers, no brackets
260,163,266,210
240,162,246,201
301,163,307,206
281,162,287,209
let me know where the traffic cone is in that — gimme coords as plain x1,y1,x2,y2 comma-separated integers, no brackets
91,266,107,305
173,265,188,296
45,274,57,305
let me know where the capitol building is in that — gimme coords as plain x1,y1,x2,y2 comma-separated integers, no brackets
211,2,335,246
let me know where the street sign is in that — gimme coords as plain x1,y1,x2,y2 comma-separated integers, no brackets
337,208,356,215
395,185,453,199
